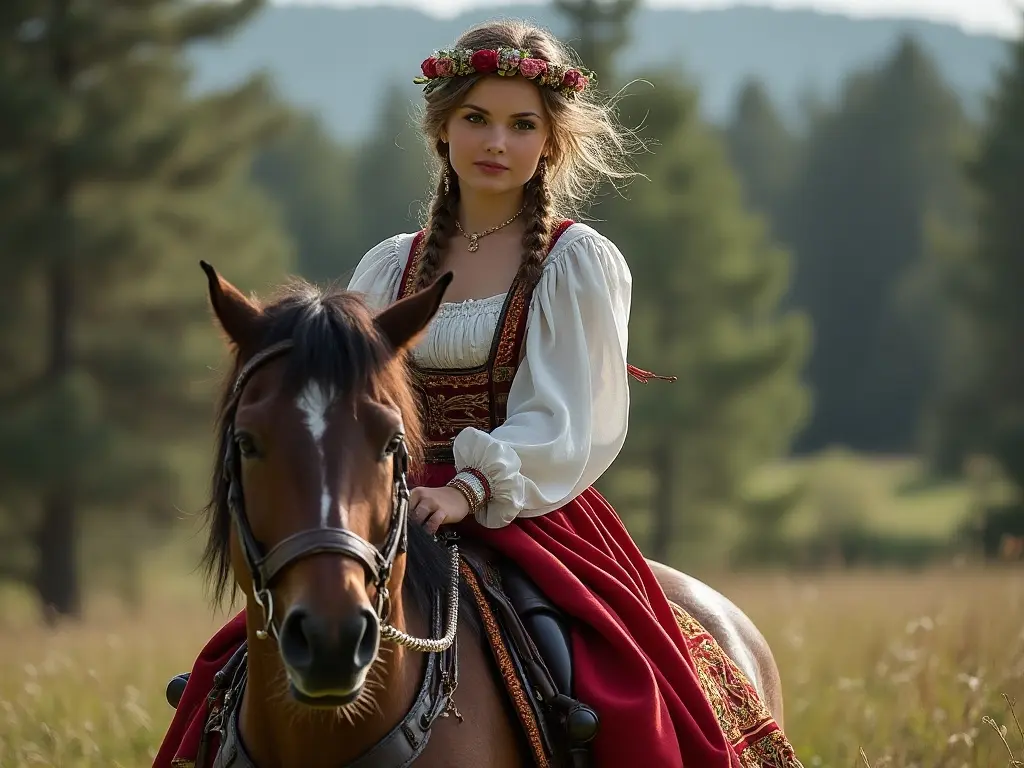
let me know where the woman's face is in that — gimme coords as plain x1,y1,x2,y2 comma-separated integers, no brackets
443,75,549,198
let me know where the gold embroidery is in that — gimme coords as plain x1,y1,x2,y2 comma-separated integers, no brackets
412,370,489,389
460,560,550,767
669,602,804,768
424,391,491,434
493,282,528,368
492,366,515,383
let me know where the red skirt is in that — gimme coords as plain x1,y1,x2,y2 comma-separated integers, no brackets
424,463,737,768
153,466,739,768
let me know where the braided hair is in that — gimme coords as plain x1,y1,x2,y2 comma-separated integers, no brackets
518,157,555,288
412,144,460,292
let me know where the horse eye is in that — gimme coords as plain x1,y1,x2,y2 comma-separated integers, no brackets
382,434,404,458
235,432,259,458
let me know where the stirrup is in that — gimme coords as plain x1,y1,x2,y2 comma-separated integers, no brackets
550,693,600,768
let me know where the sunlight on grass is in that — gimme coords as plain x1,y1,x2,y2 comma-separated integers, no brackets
2,562,1023,766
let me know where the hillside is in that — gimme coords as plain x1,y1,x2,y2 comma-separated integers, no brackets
187,3,1010,140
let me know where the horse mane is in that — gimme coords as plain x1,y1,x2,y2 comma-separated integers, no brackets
200,277,473,635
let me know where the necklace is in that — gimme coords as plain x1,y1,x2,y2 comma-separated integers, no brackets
455,203,527,252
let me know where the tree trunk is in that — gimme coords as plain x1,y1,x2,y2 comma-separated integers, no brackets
649,434,675,563
35,0,81,621
35,493,80,621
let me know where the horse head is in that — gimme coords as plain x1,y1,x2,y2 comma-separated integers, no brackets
198,260,452,707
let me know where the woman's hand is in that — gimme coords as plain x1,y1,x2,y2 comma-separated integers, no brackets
409,486,472,535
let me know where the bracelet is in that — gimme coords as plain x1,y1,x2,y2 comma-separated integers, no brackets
446,469,492,513
447,476,481,513
461,468,492,504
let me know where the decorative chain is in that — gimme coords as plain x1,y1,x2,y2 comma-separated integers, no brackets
380,543,461,653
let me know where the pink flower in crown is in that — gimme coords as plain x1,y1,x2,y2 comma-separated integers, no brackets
562,69,585,91
518,58,547,80
434,57,456,77
421,57,439,78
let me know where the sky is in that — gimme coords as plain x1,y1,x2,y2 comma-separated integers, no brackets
270,0,1023,38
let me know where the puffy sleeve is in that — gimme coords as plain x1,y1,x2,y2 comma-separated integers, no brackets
452,230,632,528
346,234,409,310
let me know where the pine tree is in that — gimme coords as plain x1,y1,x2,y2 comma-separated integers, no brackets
352,82,431,252
0,0,294,617
932,20,1024,499
552,0,640,90
784,35,972,454
722,79,799,235
252,112,362,284
602,70,810,563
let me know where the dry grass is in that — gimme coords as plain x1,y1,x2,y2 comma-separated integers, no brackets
1,563,1022,767
723,566,1024,767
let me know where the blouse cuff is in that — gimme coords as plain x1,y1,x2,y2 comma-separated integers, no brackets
453,427,530,527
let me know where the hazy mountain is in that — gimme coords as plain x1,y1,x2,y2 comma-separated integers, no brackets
188,3,1010,140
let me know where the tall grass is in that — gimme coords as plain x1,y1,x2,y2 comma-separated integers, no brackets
1,564,1021,766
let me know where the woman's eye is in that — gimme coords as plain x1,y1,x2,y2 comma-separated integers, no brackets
465,113,484,124
515,120,536,130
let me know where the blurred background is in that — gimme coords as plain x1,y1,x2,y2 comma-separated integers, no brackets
2,0,1024,765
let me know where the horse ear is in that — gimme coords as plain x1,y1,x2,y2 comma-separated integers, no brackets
200,260,263,354
374,272,453,353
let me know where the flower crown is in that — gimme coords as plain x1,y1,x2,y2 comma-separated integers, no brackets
414,46,596,99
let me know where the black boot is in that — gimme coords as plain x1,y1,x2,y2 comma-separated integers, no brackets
500,563,599,767
166,673,190,709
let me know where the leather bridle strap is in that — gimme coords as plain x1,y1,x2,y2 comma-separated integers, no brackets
256,528,388,586
222,338,411,641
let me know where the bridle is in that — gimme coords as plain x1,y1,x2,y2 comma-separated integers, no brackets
191,339,464,768
222,339,460,653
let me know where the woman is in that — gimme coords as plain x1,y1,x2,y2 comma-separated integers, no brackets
157,18,797,768
349,19,754,768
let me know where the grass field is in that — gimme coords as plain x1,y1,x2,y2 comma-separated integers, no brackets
1,453,1022,767
1,564,1022,767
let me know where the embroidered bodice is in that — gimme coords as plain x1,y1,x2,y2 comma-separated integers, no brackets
348,222,632,528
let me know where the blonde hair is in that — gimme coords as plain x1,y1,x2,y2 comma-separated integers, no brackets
413,18,643,289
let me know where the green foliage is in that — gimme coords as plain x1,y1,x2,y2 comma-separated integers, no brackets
721,79,799,231
599,70,810,562
928,19,1024,541
552,0,640,88
251,83,433,285
0,0,295,615
351,83,432,248
252,112,363,284
783,36,974,454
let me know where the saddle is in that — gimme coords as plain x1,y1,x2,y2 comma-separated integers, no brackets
459,545,599,768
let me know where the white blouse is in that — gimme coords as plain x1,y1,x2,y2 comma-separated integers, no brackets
347,223,631,528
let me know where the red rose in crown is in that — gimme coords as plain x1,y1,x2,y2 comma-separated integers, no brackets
470,49,500,73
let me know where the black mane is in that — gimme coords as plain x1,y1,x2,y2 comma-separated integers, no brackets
201,278,477,637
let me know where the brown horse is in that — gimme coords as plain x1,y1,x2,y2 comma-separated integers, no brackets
191,261,786,768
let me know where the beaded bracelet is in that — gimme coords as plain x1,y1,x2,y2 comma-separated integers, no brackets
446,468,492,513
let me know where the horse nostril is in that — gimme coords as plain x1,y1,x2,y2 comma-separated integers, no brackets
349,606,380,669
279,605,314,672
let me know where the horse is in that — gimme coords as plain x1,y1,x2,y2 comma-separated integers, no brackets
179,260,788,768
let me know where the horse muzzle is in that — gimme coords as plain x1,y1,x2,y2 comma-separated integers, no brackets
278,602,381,705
